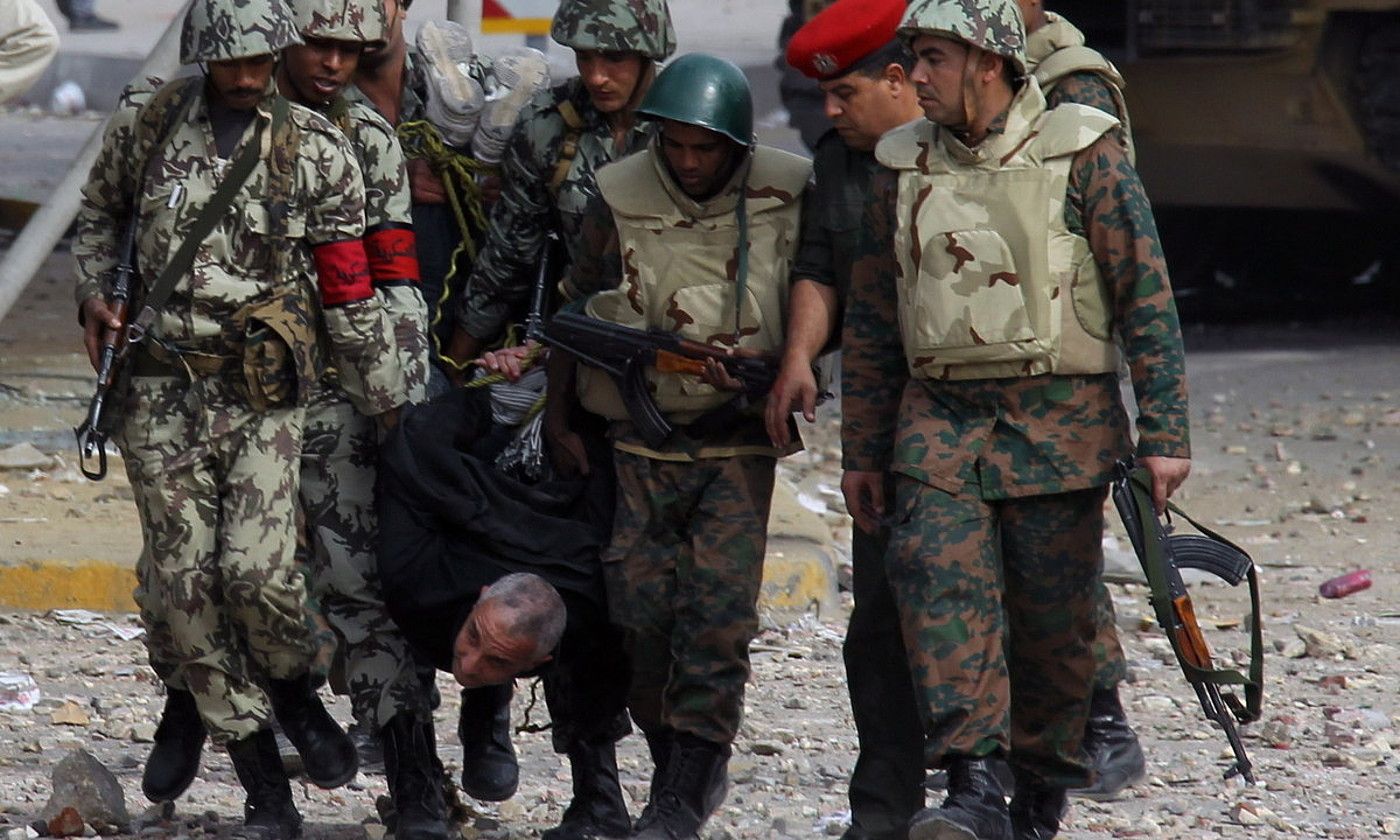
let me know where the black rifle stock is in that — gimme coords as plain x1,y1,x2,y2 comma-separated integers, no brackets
542,310,779,448
74,219,140,481
1112,460,1264,784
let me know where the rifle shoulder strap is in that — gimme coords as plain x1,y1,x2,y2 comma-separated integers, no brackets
548,98,586,199
133,95,288,338
1125,467,1265,722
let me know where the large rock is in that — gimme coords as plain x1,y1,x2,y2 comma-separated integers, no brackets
761,479,840,622
41,750,129,832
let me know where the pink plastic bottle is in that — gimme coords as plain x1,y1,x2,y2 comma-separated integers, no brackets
1319,570,1372,599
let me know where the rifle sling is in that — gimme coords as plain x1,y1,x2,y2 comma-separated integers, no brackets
132,95,288,339
1120,464,1264,722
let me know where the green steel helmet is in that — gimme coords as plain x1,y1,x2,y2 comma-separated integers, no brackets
550,0,677,61
637,53,753,145
285,0,386,47
180,0,303,64
898,0,1027,76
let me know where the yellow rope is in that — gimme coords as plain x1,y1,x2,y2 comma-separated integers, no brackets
395,119,496,372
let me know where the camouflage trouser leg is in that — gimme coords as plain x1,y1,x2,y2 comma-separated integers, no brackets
844,474,924,836
604,451,775,746
1091,565,1128,691
119,376,318,745
300,395,429,732
887,476,1102,788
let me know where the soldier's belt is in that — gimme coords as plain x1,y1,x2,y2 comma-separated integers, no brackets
133,342,240,378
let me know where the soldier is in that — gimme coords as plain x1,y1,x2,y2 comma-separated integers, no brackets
839,0,1191,838
775,1,928,838
437,0,678,822
546,54,813,840
73,0,402,835
1018,0,1147,801
272,3,447,839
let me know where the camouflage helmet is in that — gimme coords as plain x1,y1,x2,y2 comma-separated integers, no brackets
180,0,303,64
550,0,677,62
898,0,1027,75
285,0,386,47
638,53,752,146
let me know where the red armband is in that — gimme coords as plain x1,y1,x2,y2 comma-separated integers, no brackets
312,239,374,306
364,224,420,285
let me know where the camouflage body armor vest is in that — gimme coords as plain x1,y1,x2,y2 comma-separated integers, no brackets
1027,13,1135,163
875,80,1120,381
578,142,810,422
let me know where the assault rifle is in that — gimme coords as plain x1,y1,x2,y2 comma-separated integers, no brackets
74,218,140,481
542,310,779,448
523,231,562,344
1111,460,1264,784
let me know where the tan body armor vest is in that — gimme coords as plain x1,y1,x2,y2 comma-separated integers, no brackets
577,142,810,422
1027,13,1135,164
875,80,1120,382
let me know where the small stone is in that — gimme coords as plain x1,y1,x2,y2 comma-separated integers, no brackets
41,750,129,831
750,741,785,756
46,810,83,839
0,443,52,470
362,825,386,840
1231,802,1263,826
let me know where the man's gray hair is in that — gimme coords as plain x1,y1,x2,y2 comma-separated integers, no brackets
480,572,567,661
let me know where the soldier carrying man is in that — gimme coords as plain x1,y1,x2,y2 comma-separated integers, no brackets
74,0,405,835
547,53,813,840
839,0,1192,837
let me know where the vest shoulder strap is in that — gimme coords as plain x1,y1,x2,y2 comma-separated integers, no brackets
1030,102,1119,162
1034,45,1126,93
595,149,656,216
745,145,813,213
548,98,587,198
874,117,934,171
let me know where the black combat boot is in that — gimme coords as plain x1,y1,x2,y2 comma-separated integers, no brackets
541,740,631,839
227,729,303,840
266,673,358,788
629,733,730,840
382,713,451,840
907,757,1013,840
142,688,207,802
631,729,675,833
1009,770,1068,840
1073,686,1146,800
457,683,519,801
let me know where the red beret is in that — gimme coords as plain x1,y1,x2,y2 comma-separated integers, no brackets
786,0,906,81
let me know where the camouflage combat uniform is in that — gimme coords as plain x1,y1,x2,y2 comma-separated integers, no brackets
1026,10,1138,699
454,0,676,344
569,135,812,746
74,65,401,746
841,53,1190,795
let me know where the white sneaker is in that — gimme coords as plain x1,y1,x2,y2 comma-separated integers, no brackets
416,20,485,148
472,47,550,165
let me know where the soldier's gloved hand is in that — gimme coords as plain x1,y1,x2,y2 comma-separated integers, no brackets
544,417,590,478
841,469,888,535
407,158,448,205
80,296,122,372
764,356,819,448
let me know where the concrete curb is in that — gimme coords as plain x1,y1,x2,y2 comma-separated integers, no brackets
0,560,136,612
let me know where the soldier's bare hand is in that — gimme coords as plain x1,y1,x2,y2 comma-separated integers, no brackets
764,358,818,448
545,422,590,478
841,470,887,535
1138,454,1191,514
700,357,745,392
407,159,448,205
80,297,121,372
480,341,538,382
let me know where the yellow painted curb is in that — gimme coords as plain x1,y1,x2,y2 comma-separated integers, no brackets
760,536,840,622
0,561,137,612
